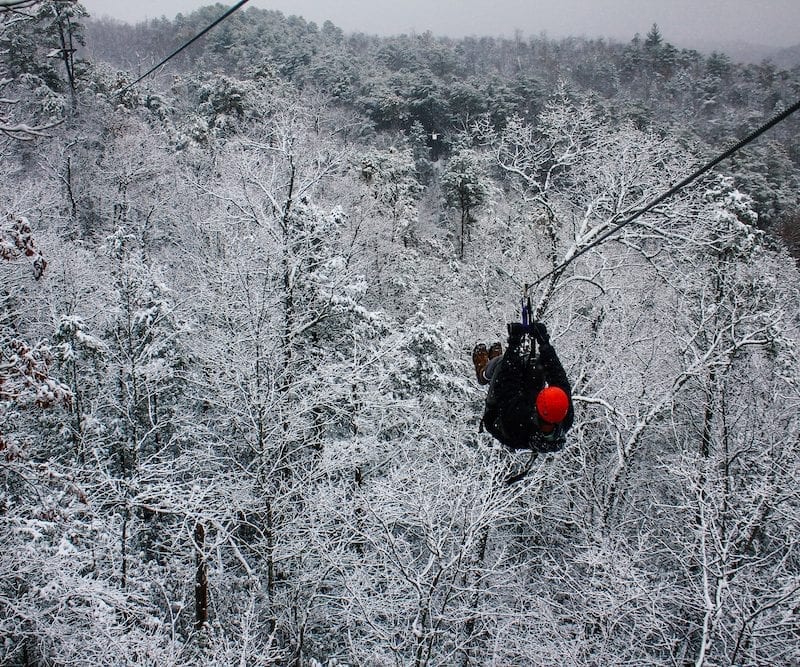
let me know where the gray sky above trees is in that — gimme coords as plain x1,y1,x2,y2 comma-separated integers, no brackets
80,0,800,49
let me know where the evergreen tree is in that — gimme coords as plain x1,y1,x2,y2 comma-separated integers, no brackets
442,148,490,259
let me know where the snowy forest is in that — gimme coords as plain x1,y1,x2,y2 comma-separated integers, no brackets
2,1,800,665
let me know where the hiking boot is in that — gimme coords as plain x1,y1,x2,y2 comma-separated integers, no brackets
472,343,490,385
488,342,503,359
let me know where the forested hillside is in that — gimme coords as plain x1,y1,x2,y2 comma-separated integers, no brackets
2,2,799,665
83,6,800,248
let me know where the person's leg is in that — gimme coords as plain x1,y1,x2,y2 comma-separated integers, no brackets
483,354,503,382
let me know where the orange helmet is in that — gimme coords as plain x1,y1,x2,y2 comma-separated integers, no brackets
536,386,570,424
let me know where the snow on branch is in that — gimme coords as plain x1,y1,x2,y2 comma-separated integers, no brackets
0,117,63,139
0,34,64,139
0,0,52,9
0,97,63,139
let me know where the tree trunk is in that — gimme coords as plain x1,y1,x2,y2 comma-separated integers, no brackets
461,523,490,666
195,523,208,631
121,512,128,590
460,206,469,259
54,6,77,110
265,498,276,635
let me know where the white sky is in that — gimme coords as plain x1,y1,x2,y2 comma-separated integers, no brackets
79,0,800,48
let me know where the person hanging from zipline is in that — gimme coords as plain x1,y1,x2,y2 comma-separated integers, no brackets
472,295,574,453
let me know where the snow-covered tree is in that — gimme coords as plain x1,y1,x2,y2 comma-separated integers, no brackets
442,147,489,259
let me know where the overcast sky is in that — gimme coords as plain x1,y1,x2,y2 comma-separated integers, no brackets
79,0,800,49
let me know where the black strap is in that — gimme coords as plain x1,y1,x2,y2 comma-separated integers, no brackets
505,450,539,485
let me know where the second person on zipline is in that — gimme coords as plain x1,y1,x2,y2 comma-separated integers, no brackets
473,322,574,452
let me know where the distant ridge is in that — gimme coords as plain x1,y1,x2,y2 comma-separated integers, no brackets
772,44,800,68
679,38,800,66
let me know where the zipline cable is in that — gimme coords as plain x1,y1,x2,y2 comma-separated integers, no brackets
530,95,800,288
117,0,250,94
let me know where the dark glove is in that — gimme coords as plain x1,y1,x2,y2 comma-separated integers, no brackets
531,322,549,345
507,322,526,343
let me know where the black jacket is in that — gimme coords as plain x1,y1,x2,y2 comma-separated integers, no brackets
482,338,574,452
